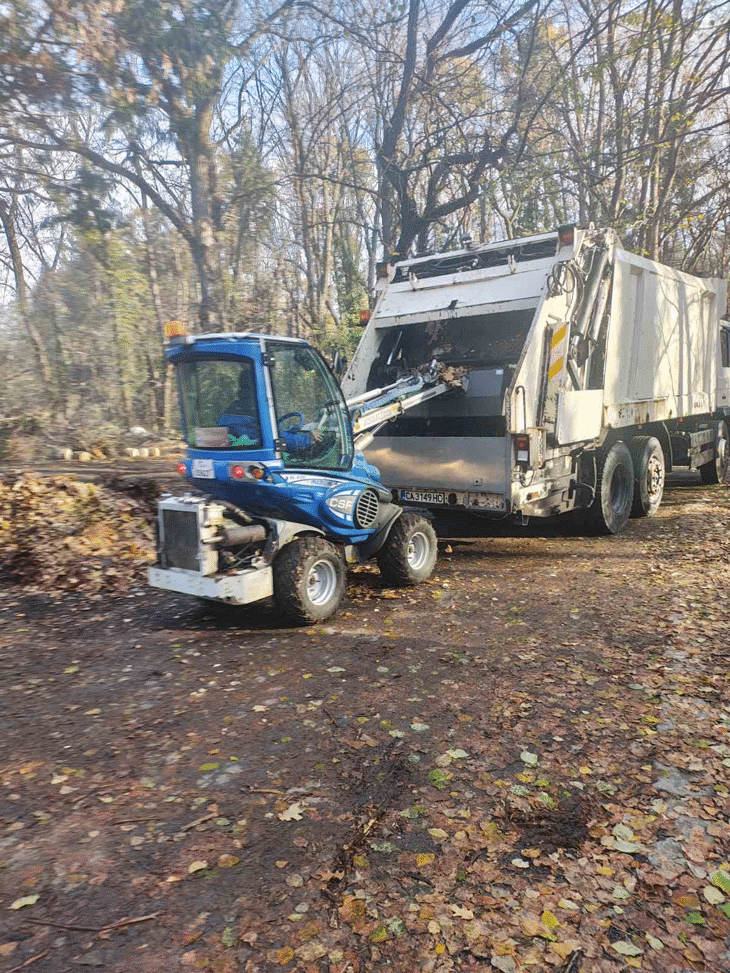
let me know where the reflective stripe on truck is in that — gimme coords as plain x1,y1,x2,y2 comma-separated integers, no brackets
548,324,568,380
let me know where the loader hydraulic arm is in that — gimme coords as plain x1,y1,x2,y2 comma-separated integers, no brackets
346,362,468,445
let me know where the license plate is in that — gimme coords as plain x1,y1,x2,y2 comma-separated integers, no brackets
191,459,215,479
401,490,445,504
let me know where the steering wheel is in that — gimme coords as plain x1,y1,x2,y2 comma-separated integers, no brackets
278,411,306,432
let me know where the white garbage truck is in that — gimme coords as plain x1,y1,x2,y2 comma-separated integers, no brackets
342,226,730,533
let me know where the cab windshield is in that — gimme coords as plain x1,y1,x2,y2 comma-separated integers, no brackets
267,342,353,471
178,357,263,450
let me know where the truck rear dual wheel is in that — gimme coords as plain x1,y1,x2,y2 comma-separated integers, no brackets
377,512,438,586
629,436,665,518
586,440,634,534
699,419,729,484
273,535,346,625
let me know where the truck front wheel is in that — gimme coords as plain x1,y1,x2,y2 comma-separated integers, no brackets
699,420,729,484
587,441,634,534
377,512,438,586
630,436,665,517
273,536,346,624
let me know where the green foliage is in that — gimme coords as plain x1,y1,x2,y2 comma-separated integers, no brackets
328,232,368,359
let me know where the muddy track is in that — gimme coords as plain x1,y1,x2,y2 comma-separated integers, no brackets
0,471,727,973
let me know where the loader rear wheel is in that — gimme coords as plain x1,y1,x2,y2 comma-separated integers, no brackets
699,420,729,484
586,441,634,534
630,436,665,517
273,536,346,625
377,512,437,586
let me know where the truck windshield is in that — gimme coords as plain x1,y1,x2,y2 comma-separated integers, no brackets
178,358,263,450
267,342,353,471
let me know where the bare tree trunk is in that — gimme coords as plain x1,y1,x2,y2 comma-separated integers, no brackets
0,197,53,391
96,235,133,428
186,94,228,332
317,149,343,336
139,198,168,430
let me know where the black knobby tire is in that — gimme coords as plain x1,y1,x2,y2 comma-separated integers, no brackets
586,440,634,534
273,535,346,625
629,435,665,518
699,420,729,485
377,512,438,587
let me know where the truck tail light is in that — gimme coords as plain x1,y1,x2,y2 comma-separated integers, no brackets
514,435,530,464
177,461,186,475
558,224,574,247
360,309,371,324
231,465,245,479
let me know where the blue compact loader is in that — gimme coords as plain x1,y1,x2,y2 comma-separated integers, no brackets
148,326,467,623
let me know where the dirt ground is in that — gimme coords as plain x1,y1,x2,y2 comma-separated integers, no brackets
0,467,728,973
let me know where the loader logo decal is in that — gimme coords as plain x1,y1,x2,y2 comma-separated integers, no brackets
548,324,568,381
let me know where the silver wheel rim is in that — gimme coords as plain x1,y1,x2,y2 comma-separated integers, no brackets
307,558,338,606
407,530,430,570
646,455,664,499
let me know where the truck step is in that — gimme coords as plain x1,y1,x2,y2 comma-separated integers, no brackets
689,447,715,470
687,428,715,449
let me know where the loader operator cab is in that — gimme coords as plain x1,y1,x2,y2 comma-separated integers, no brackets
176,340,353,470
217,367,324,456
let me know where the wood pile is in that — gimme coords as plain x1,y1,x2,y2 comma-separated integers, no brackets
0,473,158,594
52,442,182,462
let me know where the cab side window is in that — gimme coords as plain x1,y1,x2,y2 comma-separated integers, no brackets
722,328,730,369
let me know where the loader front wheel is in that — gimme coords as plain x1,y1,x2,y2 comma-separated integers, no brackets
377,512,437,586
587,441,634,534
630,436,665,517
273,536,346,625
699,420,729,484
